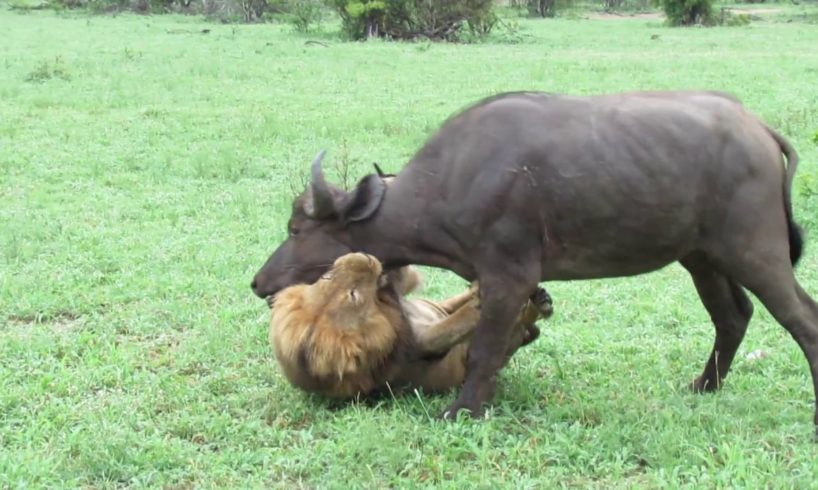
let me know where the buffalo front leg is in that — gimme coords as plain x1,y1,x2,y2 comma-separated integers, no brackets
441,271,538,420
681,254,754,392
500,299,547,365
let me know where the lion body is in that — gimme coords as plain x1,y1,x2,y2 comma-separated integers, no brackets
269,254,546,399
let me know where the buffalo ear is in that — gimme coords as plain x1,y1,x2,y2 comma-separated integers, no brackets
340,174,386,223
373,162,396,179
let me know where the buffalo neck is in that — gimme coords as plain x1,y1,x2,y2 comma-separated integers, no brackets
347,181,474,280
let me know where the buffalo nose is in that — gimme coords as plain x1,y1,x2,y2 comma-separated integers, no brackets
251,275,275,299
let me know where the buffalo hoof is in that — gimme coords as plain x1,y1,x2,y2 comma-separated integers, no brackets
531,287,554,319
521,324,541,347
689,376,720,393
439,401,485,421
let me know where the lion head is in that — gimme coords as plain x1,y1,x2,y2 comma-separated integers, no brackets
269,253,407,398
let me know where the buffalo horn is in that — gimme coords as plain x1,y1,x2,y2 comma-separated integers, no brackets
309,149,335,218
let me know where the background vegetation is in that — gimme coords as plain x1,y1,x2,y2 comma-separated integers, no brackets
2,1,818,487
9,0,797,34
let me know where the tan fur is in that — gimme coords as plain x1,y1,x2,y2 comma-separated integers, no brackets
269,253,547,399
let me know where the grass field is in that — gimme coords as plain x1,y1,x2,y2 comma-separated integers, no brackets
2,4,818,488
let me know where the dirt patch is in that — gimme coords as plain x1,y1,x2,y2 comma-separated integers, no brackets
4,311,82,335
587,12,664,21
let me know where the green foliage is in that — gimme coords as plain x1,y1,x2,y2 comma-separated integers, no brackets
718,9,751,26
796,171,818,231
799,172,818,199
603,0,623,11
25,56,71,82
42,0,84,8
527,0,555,17
237,0,277,21
7,0,52,10
522,0,577,18
86,0,130,12
327,0,496,41
285,0,324,31
327,0,386,39
40,0,282,18
45,0,199,13
652,0,714,26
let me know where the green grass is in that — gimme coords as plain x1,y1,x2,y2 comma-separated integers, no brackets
3,5,818,488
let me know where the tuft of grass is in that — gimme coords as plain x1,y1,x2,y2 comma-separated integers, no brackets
1,7,817,488
25,55,72,82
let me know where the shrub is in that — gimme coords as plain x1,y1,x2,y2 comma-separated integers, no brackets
26,56,71,83
237,0,270,21
524,0,576,18
48,0,205,13
327,0,496,41
466,7,497,38
326,0,383,39
527,0,554,17
717,8,751,26
286,0,324,31
652,0,714,26
45,0,285,18
603,0,623,11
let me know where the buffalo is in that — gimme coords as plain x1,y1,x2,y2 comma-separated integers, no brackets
252,90,818,436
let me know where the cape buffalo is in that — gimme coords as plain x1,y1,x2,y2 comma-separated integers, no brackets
252,90,818,436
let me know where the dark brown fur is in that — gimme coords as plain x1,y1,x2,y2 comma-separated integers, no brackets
253,91,818,436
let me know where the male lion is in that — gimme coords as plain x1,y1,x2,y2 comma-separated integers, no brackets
269,252,553,400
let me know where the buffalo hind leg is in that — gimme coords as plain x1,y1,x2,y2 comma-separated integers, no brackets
745,277,818,439
441,267,539,420
718,256,818,438
681,253,754,393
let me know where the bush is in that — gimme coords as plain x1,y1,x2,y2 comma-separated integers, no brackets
523,0,576,18
286,0,324,31
327,0,496,41
652,0,714,26
717,8,751,26
527,0,554,17
48,0,205,13
25,56,71,83
603,0,622,11
237,0,271,21
45,0,285,19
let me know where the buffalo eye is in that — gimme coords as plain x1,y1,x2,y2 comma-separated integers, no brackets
288,226,300,237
